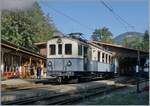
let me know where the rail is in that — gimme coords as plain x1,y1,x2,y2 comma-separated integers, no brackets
2,84,126,105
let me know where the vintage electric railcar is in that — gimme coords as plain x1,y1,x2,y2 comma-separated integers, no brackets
46,34,115,82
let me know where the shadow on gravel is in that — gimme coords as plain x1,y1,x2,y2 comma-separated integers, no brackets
1,76,149,105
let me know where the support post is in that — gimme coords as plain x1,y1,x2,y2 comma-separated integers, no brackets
136,50,140,93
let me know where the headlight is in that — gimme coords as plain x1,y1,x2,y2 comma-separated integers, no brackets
66,60,72,67
48,61,52,67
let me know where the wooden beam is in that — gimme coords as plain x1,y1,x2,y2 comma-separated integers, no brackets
1,43,46,60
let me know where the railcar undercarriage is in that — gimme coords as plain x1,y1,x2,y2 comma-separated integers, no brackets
47,71,114,83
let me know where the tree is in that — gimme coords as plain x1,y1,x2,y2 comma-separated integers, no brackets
123,36,129,47
131,37,143,50
1,2,57,51
2,10,38,50
122,31,149,52
92,27,113,43
25,2,57,42
143,30,149,52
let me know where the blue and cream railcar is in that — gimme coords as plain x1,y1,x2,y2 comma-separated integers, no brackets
46,35,114,81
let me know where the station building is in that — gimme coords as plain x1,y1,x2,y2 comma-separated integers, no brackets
1,39,46,79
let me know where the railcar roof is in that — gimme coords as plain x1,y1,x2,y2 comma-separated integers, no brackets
34,35,88,45
49,35,88,43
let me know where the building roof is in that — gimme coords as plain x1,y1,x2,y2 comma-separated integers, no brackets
34,41,47,46
1,39,46,60
90,40,149,54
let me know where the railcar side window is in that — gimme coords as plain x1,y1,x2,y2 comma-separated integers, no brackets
58,44,62,54
49,44,56,55
65,44,72,55
109,55,111,64
102,53,104,62
98,51,100,61
110,56,112,64
106,54,108,63
78,45,82,56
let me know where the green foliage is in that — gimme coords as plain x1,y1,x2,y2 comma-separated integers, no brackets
122,30,149,52
131,37,143,50
123,37,142,49
143,30,149,52
123,36,128,47
92,27,113,43
25,2,57,42
1,2,57,51
1,11,33,48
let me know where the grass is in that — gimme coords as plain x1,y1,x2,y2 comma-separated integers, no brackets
81,91,149,105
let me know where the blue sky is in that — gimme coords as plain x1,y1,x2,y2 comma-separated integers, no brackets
39,0,148,39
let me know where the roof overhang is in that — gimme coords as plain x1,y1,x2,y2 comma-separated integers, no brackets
1,39,46,60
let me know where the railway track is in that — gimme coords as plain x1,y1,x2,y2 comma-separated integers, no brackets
2,77,148,105
2,84,126,105
115,78,149,85
54,85,126,105
2,93,69,105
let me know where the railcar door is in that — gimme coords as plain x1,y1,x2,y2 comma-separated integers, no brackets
83,47,88,71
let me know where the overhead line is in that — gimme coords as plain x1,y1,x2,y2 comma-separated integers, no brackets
41,1,94,32
101,0,128,31
100,0,135,30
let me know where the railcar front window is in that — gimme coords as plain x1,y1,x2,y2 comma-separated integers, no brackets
78,45,82,56
49,45,56,55
58,44,62,54
65,44,72,55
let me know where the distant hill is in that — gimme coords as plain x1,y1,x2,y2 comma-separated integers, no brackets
114,32,144,45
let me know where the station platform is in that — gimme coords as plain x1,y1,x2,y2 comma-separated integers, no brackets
1,78,56,91
1,78,56,86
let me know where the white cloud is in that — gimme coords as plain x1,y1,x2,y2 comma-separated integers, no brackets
0,0,36,10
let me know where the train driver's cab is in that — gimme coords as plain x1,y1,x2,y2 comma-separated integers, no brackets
47,37,87,59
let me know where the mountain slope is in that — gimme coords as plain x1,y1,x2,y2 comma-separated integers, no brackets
114,32,144,45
